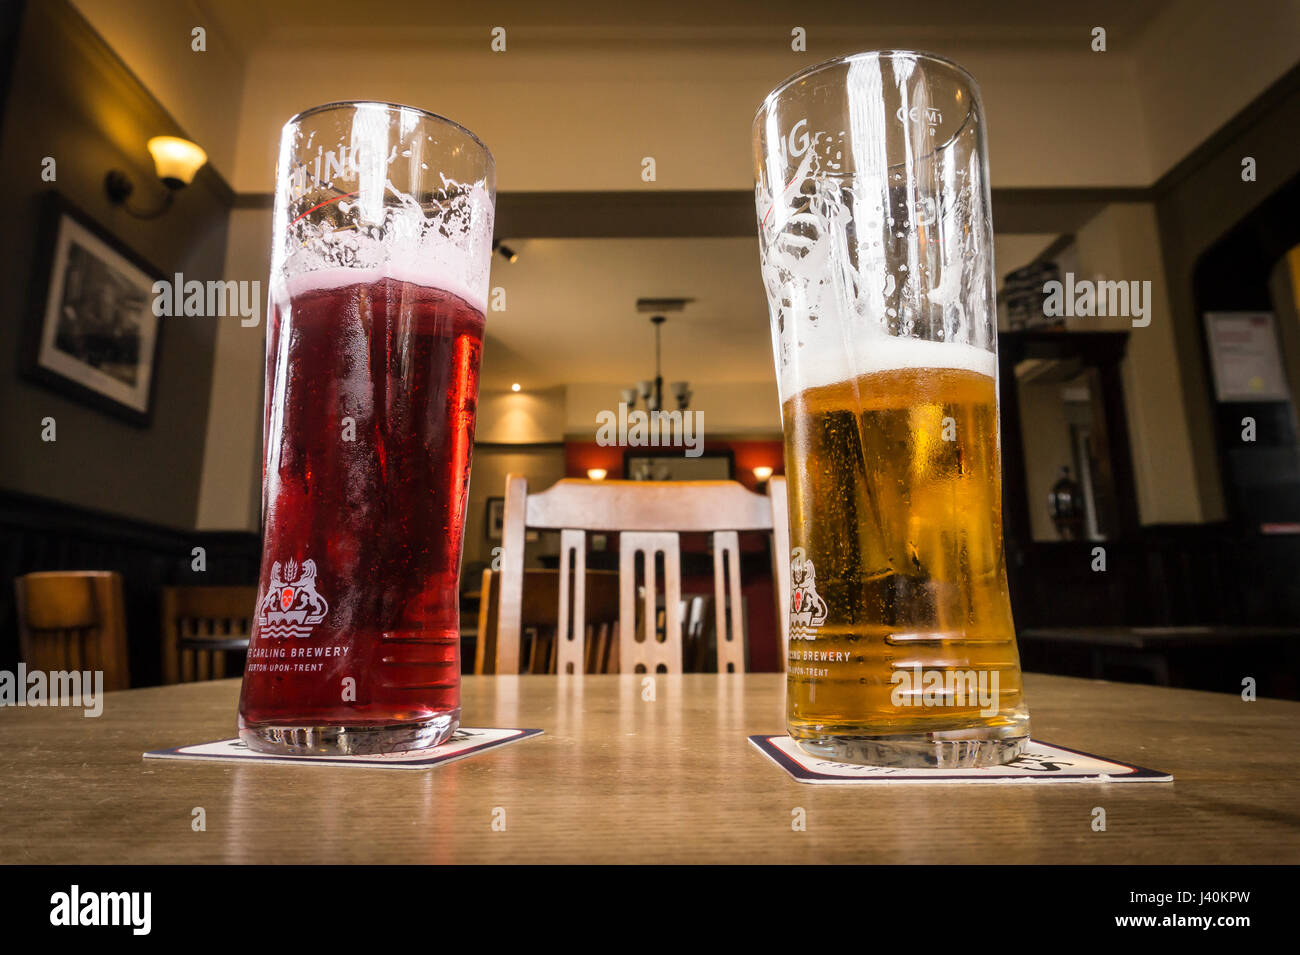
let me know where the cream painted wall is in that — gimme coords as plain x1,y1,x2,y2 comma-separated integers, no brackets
462,446,566,570
195,207,269,530
563,380,781,438
71,0,245,177
477,387,567,443
1135,0,1300,179
1073,202,1203,524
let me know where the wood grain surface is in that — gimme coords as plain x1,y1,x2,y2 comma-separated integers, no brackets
1,674,1297,863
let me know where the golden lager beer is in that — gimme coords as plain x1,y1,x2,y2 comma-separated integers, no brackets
782,362,1028,755
754,51,1030,765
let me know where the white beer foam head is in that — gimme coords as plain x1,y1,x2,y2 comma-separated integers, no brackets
779,322,996,399
279,262,485,314
273,179,493,314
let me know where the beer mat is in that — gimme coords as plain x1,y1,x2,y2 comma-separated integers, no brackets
748,736,1172,784
144,727,543,770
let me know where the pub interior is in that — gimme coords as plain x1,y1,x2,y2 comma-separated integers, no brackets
0,0,1298,872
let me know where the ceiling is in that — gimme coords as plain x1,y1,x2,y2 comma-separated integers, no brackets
481,238,771,390
478,234,1056,390
198,1,1171,53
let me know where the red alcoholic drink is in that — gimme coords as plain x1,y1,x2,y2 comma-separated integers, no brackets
237,277,483,749
237,101,495,754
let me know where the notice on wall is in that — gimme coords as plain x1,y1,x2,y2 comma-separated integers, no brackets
1204,312,1289,402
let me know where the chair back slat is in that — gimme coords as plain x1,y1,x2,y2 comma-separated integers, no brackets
161,586,257,684
14,572,129,691
474,568,499,675
619,531,683,674
767,475,792,669
712,530,745,673
557,529,587,676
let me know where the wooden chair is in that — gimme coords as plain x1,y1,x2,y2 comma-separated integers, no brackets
161,586,257,683
495,477,791,675
475,568,621,674
14,571,130,690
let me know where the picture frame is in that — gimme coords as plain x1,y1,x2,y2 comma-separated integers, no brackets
623,449,735,481
22,193,165,426
486,497,506,540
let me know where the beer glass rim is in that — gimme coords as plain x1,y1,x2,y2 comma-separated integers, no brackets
752,49,981,129
285,100,495,169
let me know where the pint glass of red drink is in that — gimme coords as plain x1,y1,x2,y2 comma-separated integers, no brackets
237,103,496,754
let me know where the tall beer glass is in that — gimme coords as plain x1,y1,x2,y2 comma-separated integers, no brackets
753,53,1029,767
238,103,495,754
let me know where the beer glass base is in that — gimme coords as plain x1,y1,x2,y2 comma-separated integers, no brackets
238,708,459,756
792,729,1029,768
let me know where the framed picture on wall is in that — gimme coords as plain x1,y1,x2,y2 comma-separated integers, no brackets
486,497,506,540
22,194,164,426
623,449,734,481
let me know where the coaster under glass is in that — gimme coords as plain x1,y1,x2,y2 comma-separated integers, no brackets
792,725,1029,769
238,709,459,756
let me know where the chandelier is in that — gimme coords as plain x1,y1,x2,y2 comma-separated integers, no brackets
622,304,692,412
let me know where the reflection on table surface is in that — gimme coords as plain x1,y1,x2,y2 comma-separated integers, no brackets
2,673,1298,864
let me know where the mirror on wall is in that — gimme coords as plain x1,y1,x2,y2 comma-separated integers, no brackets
1015,360,1122,543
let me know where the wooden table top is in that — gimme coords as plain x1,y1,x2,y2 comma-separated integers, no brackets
2,673,1298,864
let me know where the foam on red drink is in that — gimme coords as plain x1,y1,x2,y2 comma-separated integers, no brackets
237,275,483,737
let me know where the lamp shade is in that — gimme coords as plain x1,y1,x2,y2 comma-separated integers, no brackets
147,136,207,187
586,468,608,481
752,466,774,482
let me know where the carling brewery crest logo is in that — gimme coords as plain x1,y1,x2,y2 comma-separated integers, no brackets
789,547,828,639
258,557,330,639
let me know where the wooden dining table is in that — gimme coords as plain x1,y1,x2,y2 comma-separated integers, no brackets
1,673,1297,864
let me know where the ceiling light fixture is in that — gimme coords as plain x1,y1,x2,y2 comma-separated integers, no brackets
623,299,694,412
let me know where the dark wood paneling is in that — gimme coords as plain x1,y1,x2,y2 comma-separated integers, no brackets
1008,525,1300,632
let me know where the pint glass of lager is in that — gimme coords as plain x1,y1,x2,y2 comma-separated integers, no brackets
753,53,1029,766
237,104,495,754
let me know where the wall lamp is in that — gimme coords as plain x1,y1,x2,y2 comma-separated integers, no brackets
105,136,208,219
492,239,518,263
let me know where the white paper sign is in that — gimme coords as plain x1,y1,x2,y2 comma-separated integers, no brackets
1205,312,1289,402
